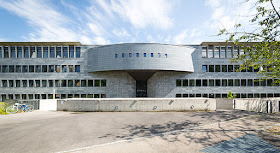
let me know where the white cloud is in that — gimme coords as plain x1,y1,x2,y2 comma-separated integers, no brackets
112,28,130,38
93,37,110,45
173,29,188,44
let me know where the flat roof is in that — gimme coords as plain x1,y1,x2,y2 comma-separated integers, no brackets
0,42,82,46
201,42,259,46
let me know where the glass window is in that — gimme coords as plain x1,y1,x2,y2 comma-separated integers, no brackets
49,65,54,72
129,53,132,57
75,80,80,87
136,53,139,57
67,94,73,98
37,47,42,58
158,53,161,58
254,79,259,86
29,80,34,87
215,65,220,72
214,46,219,58
94,80,100,87
11,46,16,58
183,79,188,86
2,65,8,73
261,79,266,86
203,80,207,86
248,66,253,72
75,65,80,72
16,65,21,73
30,47,35,58
222,65,227,72
69,46,74,58
42,65,47,72
0,46,2,58
2,80,7,87
151,53,153,57
267,93,273,97
176,94,182,98
122,53,125,58
165,54,167,58
43,47,48,58
22,65,28,73
234,65,240,72
29,65,34,72
22,80,27,87
56,47,61,58
233,46,239,58
261,93,266,98
24,47,29,58
35,94,40,99
94,94,99,98
9,65,14,72
81,80,86,87
228,65,233,72
227,46,232,58
88,80,93,87
61,80,67,87
144,53,146,57
196,79,201,87
228,79,233,86
274,93,280,97
55,80,61,87
202,65,207,72
209,79,214,86
215,94,221,98
48,94,54,99
55,65,60,72
202,46,207,58
28,94,34,99
68,80,73,87
222,79,227,86
76,47,80,58
220,46,225,58
63,47,68,58
247,79,253,86
74,94,80,98
183,94,188,97
215,79,221,86
196,94,202,97
208,46,213,58
48,80,53,87
267,79,273,86
36,65,41,72
101,80,106,87
35,80,40,87
235,79,240,86
241,79,246,86
50,47,55,58
248,93,253,98
115,54,118,58
62,65,67,72
4,47,9,58
61,94,66,99
176,79,181,86
16,80,20,87
101,94,106,98
69,65,74,72
17,47,22,58
209,65,214,72
42,80,47,87
189,79,195,86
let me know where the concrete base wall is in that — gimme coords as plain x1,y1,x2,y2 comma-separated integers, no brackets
39,99,57,111
234,98,280,113
216,98,233,110
57,98,216,112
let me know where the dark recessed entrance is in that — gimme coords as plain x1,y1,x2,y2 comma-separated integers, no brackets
136,80,147,97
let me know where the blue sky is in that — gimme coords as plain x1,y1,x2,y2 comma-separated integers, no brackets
0,0,274,45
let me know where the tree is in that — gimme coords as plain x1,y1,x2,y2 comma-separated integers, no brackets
219,0,280,83
227,90,236,99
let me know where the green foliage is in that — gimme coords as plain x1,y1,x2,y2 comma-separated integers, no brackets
227,90,236,99
0,102,9,115
219,0,280,82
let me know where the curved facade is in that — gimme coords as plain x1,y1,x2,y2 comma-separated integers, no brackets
86,43,195,72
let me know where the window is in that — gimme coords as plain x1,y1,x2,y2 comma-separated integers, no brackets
101,80,106,87
63,47,68,58
202,65,207,72
43,47,48,58
165,54,167,58
35,80,40,87
75,65,80,72
4,47,9,58
101,94,106,98
136,53,139,57
183,94,188,97
122,53,125,58
61,94,66,99
49,65,54,72
209,65,214,72
29,80,34,87
94,94,100,98
37,47,42,58
158,53,161,57
202,94,208,98
234,79,240,86
196,94,202,97
74,94,80,98
189,79,195,86
50,47,55,58
176,79,181,86
261,79,266,86
203,80,207,86
220,46,226,58
28,94,33,99
261,93,266,98
48,94,54,99
183,79,188,86
267,93,273,97
17,47,23,58
228,79,233,86
62,65,67,72
69,65,74,72
94,80,100,87
22,65,28,73
2,80,7,87
208,46,213,58
42,80,47,87
75,80,80,87
68,80,73,87
69,46,74,58
227,46,232,58
55,80,61,87
24,47,29,58
2,65,8,73
88,80,93,87
176,94,182,98
16,80,20,87
248,93,253,98
144,53,146,57
233,46,239,58
209,79,214,86
222,79,227,86
215,94,221,98
115,54,118,58
11,46,16,58
151,53,153,57
228,65,233,72
48,80,53,87
202,46,207,58
29,65,34,72
248,66,253,72
81,80,86,87
67,94,73,98
234,65,240,72
247,79,253,86
215,65,220,72
222,94,228,98
76,47,80,58
55,65,60,72
9,65,14,72
36,65,41,72
254,79,259,86
222,65,227,72
214,46,219,58
61,80,67,87
16,65,21,73
88,94,93,98
241,79,246,86
0,46,2,58
267,79,273,86
30,47,35,58
215,79,221,86
22,80,27,87
42,65,47,72
56,47,61,58
35,94,40,99
129,53,132,57
196,79,201,87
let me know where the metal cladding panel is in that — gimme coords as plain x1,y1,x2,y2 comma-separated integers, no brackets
86,43,195,72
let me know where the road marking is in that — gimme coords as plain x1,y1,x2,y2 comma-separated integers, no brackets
56,115,253,153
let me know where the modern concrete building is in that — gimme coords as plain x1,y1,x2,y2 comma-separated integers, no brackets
0,42,279,101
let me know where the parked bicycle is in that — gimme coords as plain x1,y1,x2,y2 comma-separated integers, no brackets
6,103,34,114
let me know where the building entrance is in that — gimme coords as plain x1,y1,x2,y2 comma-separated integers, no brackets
136,80,147,97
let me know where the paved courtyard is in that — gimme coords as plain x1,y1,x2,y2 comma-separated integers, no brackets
0,110,279,153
